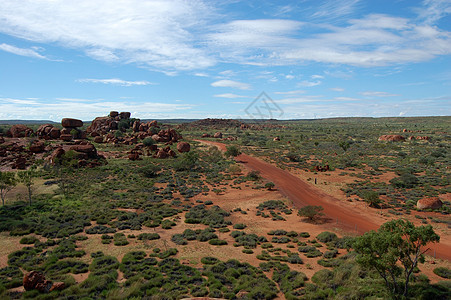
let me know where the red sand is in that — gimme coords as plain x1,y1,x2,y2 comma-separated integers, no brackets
198,140,450,261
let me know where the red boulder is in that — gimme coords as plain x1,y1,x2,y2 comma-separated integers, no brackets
177,142,191,153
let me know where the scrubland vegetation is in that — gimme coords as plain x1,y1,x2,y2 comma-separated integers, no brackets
0,116,449,299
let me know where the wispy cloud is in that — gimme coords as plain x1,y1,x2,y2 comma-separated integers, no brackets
0,1,450,71
214,93,247,98
211,80,251,90
360,91,400,97
0,97,193,120
299,80,321,87
330,87,345,92
274,90,305,95
0,0,215,71
77,78,156,86
0,43,48,59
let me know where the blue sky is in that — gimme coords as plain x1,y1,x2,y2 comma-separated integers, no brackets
0,0,450,121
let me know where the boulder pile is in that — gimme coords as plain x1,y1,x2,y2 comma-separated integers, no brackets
6,124,34,138
87,111,131,135
60,118,85,141
23,271,65,293
36,124,60,140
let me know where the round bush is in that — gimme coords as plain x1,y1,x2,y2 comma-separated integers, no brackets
316,231,338,243
201,256,220,265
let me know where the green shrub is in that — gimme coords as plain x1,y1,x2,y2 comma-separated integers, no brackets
113,233,129,246
137,233,160,241
323,249,339,259
201,257,220,265
208,239,227,246
316,232,338,243
433,267,451,279
233,223,246,229
19,236,39,244
142,137,155,146
312,269,334,284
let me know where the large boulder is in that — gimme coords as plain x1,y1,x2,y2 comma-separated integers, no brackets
214,132,223,139
24,271,46,291
7,124,34,138
417,197,443,210
61,118,83,128
177,142,191,153
29,140,45,153
120,112,131,119
69,144,97,158
378,135,405,142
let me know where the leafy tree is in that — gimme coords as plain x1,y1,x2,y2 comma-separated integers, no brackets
225,145,241,158
353,219,440,298
298,205,324,221
0,171,16,206
17,168,37,205
265,182,275,190
363,191,381,208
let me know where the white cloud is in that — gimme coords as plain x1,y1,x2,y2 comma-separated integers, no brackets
194,72,209,77
77,78,155,86
0,43,47,59
285,75,295,79
214,93,247,98
0,97,193,121
211,80,251,90
330,87,345,92
0,1,450,71
0,0,215,71
274,90,305,95
360,91,400,97
311,75,324,79
299,80,321,87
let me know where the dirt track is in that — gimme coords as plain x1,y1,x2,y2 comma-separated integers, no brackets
198,140,451,261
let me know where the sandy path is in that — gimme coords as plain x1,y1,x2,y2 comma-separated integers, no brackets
197,140,451,261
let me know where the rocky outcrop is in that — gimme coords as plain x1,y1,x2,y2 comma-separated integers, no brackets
6,124,34,138
378,135,405,142
87,112,131,135
36,124,60,140
214,132,223,139
152,129,181,143
177,142,190,153
23,271,65,293
273,137,280,141
61,118,85,140
417,197,443,210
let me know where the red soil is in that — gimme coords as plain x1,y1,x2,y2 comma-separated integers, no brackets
198,140,451,261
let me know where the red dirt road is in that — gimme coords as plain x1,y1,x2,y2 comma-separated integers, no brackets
198,140,451,261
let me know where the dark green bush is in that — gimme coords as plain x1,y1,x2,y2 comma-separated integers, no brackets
316,231,338,243
19,236,39,244
433,267,451,279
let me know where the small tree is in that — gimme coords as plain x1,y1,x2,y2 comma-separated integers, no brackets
265,182,275,190
225,145,241,158
0,171,16,206
298,205,324,221
353,219,440,298
363,191,381,208
17,168,37,205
